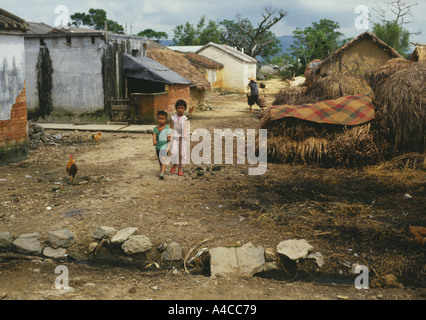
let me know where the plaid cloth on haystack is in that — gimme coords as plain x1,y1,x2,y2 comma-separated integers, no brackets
271,95,375,125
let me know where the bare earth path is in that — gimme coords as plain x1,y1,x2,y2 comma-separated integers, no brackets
0,81,425,302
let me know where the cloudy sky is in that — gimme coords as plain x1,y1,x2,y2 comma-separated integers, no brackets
1,0,425,43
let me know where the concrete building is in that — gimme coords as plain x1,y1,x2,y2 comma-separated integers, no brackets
0,9,29,164
24,23,146,121
195,42,257,93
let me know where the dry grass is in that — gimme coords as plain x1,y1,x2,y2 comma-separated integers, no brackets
373,61,426,154
260,106,388,167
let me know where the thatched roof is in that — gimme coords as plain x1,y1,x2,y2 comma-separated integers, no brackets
146,41,211,90
0,8,29,32
184,52,224,69
411,45,426,62
316,32,404,70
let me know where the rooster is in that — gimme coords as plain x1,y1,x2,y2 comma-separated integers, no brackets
92,131,101,142
189,105,195,117
66,154,78,182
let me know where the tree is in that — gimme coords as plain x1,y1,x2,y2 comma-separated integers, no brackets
137,29,168,42
288,19,348,73
219,6,287,59
372,21,410,56
70,8,124,34
173,15,221,45
371,0,419,57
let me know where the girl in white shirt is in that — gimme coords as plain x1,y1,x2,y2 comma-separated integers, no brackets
170,100,189,176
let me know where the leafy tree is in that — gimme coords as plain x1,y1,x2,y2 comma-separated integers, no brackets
372,21,410,56
288,19,348,73
371,0,418,57
173,15,221,45
219,7,287,59
137,28,168,42
70,8,124,34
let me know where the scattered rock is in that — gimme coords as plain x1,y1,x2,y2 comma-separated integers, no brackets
161,242,183,261
47,229,75,248
122,235,152,255
111,227,139,244
210,243,265,277
0,232,14,250
307,252,324,268
43,247,67,259
91,226,117,240
276,239,313,261
12,233,42,255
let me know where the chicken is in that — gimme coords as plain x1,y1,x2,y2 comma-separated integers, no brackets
92,131,101,142
189,105,195,117
66,154,78,182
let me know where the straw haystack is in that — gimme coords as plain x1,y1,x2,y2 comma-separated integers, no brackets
310,72,373,100
260,107,389,167
370,58,413,91
373,61,426,154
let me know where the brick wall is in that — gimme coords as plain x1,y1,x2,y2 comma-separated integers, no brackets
130,84,190,123
0,83,28,164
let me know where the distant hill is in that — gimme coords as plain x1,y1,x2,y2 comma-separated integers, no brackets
160,39,175,46
277,35,294,54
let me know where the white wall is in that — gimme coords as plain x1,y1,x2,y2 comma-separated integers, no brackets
25,36,104,113
198,46,256,92
0,32,25,120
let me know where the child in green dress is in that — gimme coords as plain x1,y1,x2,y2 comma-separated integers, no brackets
153,111,171,179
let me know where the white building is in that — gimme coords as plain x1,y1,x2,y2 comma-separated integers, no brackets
195,42,257,93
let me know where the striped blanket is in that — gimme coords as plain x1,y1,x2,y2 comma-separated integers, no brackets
270,95,375,126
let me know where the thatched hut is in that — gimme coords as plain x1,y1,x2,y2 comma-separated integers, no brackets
146,41,211,112
312,32,403,78
373,61,426,154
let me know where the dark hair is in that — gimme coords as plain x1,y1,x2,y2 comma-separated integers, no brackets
157,110,168,118
175,99,187,110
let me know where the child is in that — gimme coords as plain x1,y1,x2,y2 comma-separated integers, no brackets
153,110,171,179
247,77,261,114
170,99,189,176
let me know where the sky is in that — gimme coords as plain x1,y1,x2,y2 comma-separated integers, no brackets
1,0,425,44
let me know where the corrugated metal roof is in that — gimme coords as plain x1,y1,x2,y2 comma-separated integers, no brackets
0,8,29,32
123,54,191,85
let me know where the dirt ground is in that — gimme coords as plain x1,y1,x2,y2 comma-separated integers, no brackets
0,79,425,302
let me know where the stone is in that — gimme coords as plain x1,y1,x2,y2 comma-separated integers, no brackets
111,227,138,244
122,235,152,254
43,247,67,259
276,239,313,261
47,229,74,248
210,244,265,277
308,252,324,268
236,244,265,275
210,247,238,277
264,248,277,262
0,232,14,250
91,226,117,240
12,235,42,255
161,242,183,261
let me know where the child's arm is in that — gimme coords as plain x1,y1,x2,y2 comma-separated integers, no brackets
152,133,157,146
183,118,189,140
